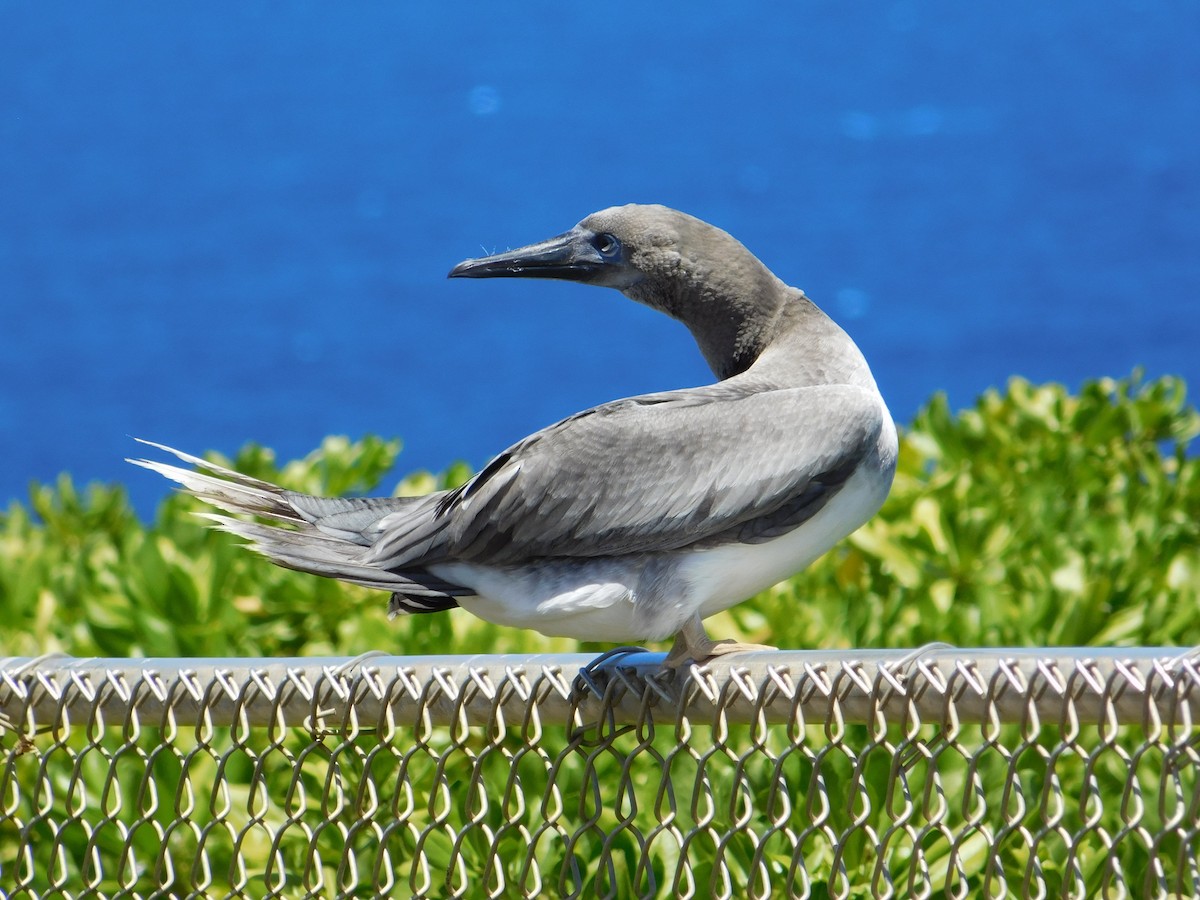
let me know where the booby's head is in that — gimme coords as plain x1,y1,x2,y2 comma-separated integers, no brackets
449,204,805,379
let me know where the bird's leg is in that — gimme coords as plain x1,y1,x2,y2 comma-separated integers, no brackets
662,614,777,668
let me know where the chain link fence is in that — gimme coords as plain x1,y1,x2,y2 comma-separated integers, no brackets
1,647,1198,899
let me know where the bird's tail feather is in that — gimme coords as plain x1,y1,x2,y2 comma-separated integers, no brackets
128,440,467,604
129,439,303,523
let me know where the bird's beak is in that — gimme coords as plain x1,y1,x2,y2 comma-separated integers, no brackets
448,226,614,283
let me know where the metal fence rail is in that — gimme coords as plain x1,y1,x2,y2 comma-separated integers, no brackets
1,647,1197,899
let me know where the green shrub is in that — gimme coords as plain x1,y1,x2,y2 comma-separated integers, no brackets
1,372,1197,658
745,371,1200,650
2,373,1196,897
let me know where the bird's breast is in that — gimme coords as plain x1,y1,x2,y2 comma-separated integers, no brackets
686,417,897,617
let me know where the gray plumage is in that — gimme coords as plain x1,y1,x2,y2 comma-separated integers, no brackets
132,204,897,665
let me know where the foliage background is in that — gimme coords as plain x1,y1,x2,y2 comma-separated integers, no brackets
1,373,1197,897
2,373,1197,659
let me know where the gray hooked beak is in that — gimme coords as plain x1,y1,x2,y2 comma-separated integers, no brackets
448,226,630,286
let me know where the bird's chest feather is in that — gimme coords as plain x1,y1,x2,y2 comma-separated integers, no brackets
684,447,895,617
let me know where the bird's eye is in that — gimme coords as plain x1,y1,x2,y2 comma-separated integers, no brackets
594,233,621,258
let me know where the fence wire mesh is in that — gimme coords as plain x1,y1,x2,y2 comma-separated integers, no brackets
1,647,1198,899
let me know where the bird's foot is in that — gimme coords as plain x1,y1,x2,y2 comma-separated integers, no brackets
703,639,779,660
663,616,777,669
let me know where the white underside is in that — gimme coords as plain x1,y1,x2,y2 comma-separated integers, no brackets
686,455,891,620
431,413,896,643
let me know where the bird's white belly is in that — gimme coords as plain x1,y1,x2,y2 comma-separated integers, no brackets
685,459,892,618
431,558,646,641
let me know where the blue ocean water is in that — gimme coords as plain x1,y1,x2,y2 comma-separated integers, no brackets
3,2,1197,517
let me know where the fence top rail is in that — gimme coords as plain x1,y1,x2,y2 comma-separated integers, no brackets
2,646,1198,733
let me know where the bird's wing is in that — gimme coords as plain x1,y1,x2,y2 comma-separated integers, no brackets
365,381,884,568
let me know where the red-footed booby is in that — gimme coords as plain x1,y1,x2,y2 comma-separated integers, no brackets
132,204,897,666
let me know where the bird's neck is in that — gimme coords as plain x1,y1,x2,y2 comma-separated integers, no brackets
647,279,872,390
631,254,791,380
748,292,881,391
657,276,877,390
624,232,878,390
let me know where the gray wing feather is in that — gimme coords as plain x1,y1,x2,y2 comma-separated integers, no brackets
367,382,882,568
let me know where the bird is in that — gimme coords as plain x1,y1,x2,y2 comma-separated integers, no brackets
132,204,898,667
